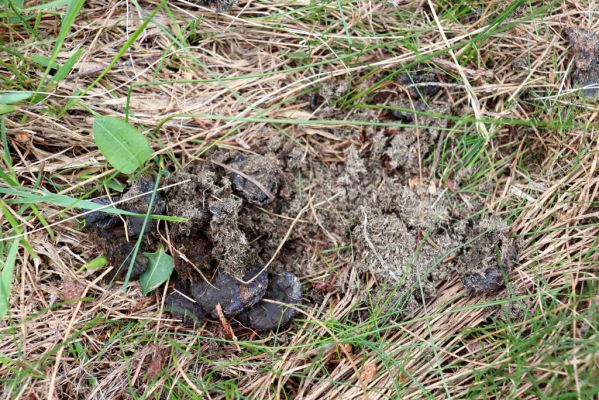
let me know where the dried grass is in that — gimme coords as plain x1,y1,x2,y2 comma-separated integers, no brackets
0,1,596,399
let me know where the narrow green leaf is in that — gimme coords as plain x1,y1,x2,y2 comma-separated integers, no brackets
64,87,81,111
139,248,173,296
287,51,309,60
0,185,185,222
22,0,69,11
49,48,83,84
0,92,32,104
29,54,60,70
121,164,162,291
1,0,24,23
92,116,152,174
33,0,84,99
0,202,36,258
62,5,162,114
1,118,16,182
0,240,20,320
28,204,55,241
0,0,68,16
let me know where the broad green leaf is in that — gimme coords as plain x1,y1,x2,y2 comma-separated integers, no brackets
93,116,152,174
0,105,17,115
0,92,32,104
139,248,173,296
0,240,19,320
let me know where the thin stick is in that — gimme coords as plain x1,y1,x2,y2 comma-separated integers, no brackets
215,303,241,352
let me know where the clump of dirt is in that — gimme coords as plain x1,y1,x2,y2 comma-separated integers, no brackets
228,153,280,207
352,186,517,315
86,151,304,331
565,27,599,97
162,153,283,280
85,175,166,237
455,217,518,294
208,196,256,279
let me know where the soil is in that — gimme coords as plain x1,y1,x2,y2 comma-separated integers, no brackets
565,27,599,97
84,67,519,331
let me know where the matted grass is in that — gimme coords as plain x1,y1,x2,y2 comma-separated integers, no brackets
0,1,597,399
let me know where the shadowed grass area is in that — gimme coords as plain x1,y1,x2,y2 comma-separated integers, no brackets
0,0,597,399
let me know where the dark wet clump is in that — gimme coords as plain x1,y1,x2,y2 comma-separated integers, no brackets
309,93,324,110
460,266,506,293
190,268,268,318
103,240,149,280
399,69,442,97
119,176,166,236
84,196,122,231
237,272,302,331
228,154,280,207
455,219,519,294
85,176,165,280
390,100,426,122
165,278,206,326
84,176,165,237
164,271,301,331
565,28,599,97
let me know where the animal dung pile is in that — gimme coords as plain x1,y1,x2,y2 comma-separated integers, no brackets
85,153,303,331
83,67,519,333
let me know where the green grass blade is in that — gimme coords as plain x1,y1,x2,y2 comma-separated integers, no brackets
32,0,84,102
0,185,184,222
0,239,19,320
61,5,161,114
49,47,83,84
